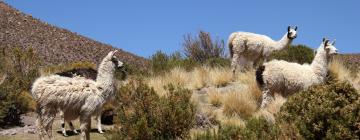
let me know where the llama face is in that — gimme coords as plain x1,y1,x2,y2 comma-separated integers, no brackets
324,39,338,55
111,56,124,69
287,26,297,39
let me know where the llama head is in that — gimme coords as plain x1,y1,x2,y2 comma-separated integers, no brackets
321,38,338,56
105,50,124,70
287,26,298,39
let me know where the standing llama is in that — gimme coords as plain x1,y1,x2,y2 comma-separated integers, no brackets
54,68,105,136
32,50,123,140
256,38,338,108
228,26,298,74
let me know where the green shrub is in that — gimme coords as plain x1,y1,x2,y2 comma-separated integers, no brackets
269,44,314,64
0,47,40,126
106,79,196,140
277,77,360,139
193,117,281,140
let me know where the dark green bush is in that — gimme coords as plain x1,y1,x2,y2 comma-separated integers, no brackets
269,44,314,64
277,78,360,139
193,117,281,140
106,79,196,140
0,47,40,126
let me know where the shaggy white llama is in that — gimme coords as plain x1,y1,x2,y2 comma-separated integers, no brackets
256,38,338,108
31,50,123,140
228,26,298,74
54,69,105,136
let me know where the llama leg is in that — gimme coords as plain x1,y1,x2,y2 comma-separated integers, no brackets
96,113,104,134
60,111,68,136
80,117,91,140
245,60,254,70
231,53,240,76
36,113,46,140
260,87,274,108
43,113,55,140
69,122,79,134
238,55,247,72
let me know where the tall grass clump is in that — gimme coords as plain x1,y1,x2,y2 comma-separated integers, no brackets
208,67,233,87
223,89,258,119
207,87,223,107
107,79,196,140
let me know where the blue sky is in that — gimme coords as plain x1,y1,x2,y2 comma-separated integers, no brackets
5,0,360,58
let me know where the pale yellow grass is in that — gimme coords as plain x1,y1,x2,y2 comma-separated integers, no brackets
208,67,233,87
329,59,352,82
222,88,258,119
254,94,287,122
189,67,210,90
147,66,235,96
147,67,189,96
208,87,223,107
329,59,360,91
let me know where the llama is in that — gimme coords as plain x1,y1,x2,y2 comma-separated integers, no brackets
31,50,123,140
228,26,298,74
55,68,106,136
256,38,338,108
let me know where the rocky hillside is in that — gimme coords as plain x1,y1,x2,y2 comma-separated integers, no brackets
337,54,360,71
0,2,148,68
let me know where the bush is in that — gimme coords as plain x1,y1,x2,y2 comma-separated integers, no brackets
277,77,360,139
150,51,199,75
106,79,196,140
193,117,281,140
269,44,314,64
183,31,226,63
0,47,40,126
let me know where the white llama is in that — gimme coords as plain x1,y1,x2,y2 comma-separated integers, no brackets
54,68,106,136
228,26,298,74
31,50,123,140
256,38,338,108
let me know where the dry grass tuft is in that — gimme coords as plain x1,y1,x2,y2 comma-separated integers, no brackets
189,67,210,90
208,67,233,87
221,116,245,127
208,87,223,107
223,89,258,119
329,59,352,82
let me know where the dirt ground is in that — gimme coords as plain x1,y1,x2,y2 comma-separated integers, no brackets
0,113,110,140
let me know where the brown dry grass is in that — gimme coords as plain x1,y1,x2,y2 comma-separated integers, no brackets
147,66,234,96
222,88,258,119
208,87,223,107
208,67,233,87
329,58,360,91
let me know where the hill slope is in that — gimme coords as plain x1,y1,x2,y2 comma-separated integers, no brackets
0,2,148,68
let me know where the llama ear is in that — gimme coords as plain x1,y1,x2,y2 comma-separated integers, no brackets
331,39,336,45
113,50,118,55
294,26,298,31
324,40,330,48
287,26,291,32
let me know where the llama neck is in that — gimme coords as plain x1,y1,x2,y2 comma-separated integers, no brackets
311,49,328,82
96,61,115,96
275,33,292,51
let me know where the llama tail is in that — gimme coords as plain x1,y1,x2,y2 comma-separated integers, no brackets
256,65,265,88
228,33,236,58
